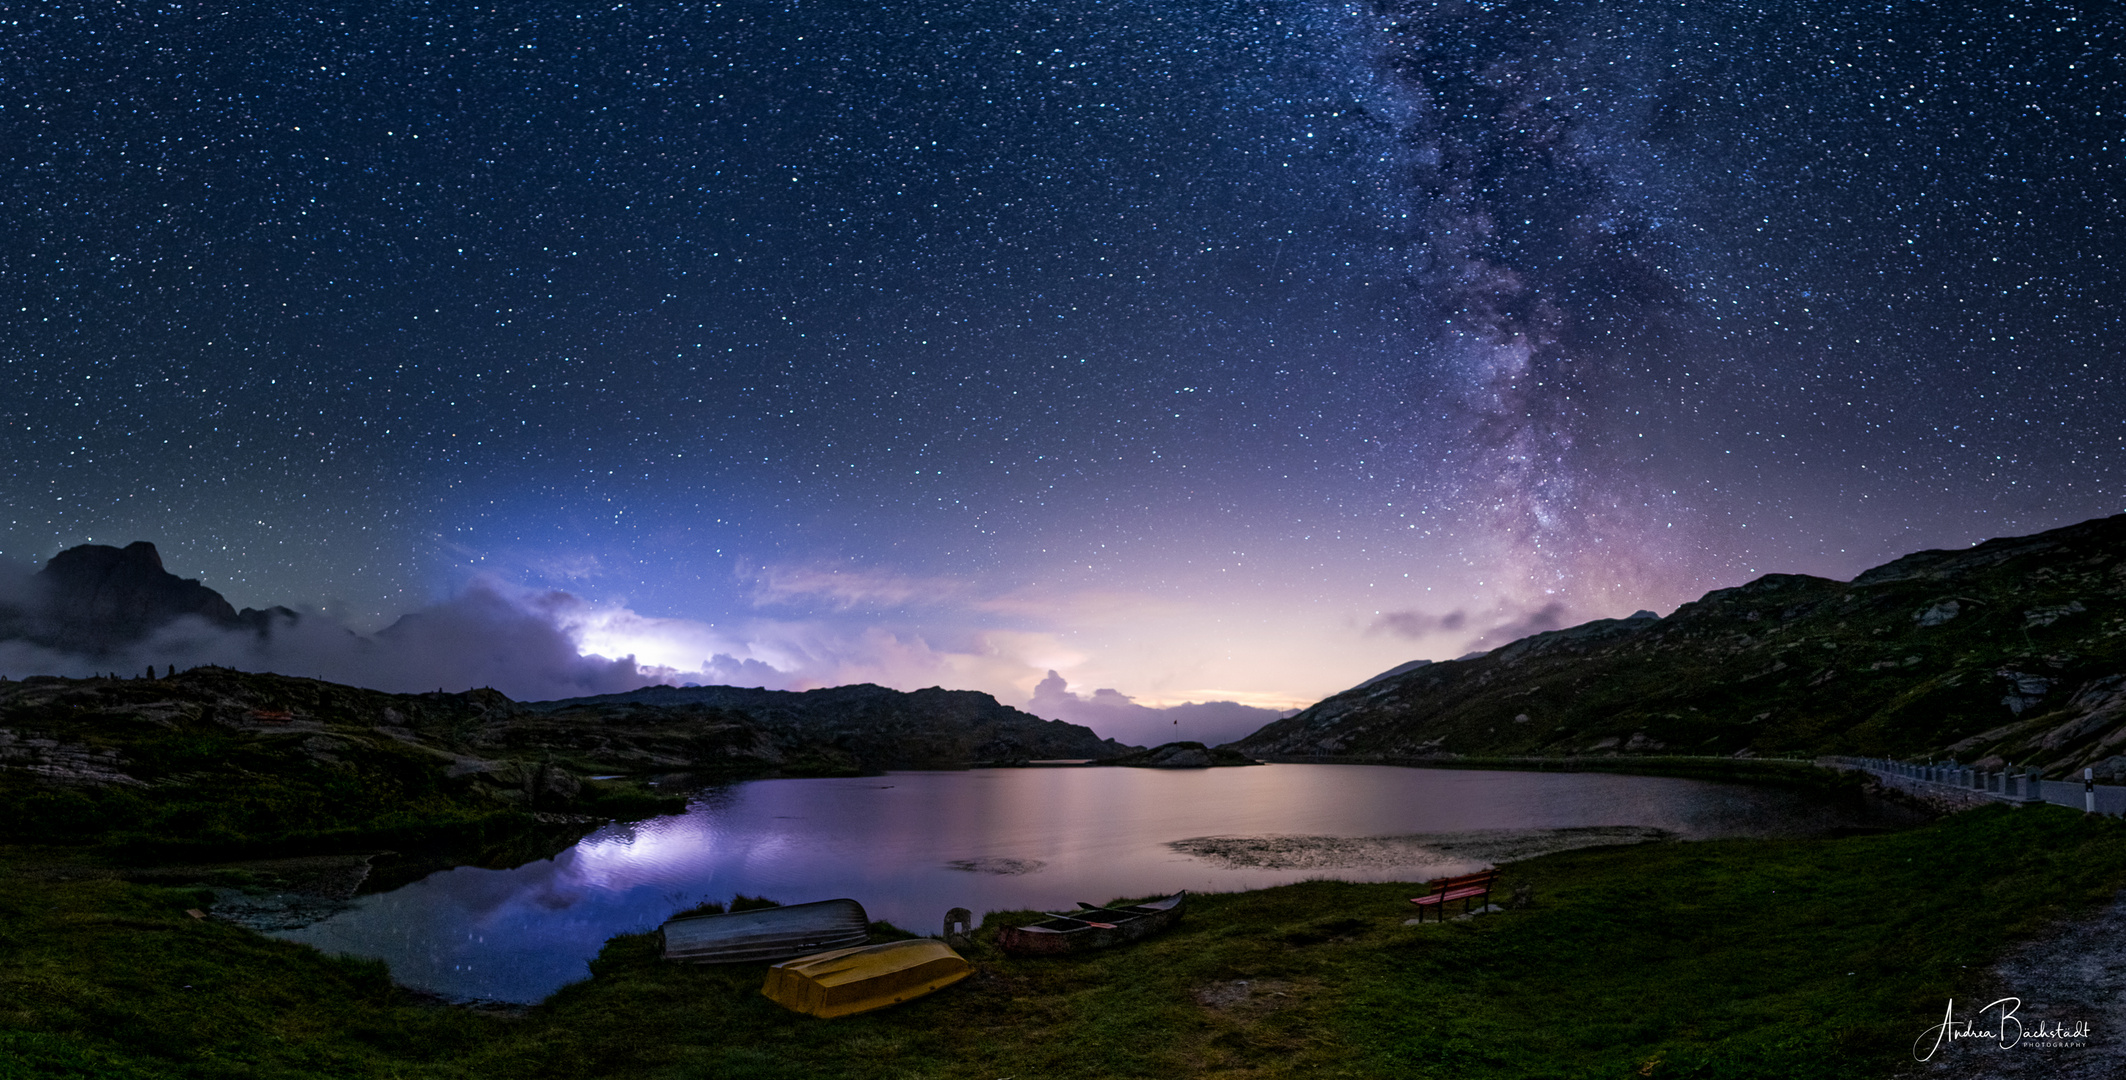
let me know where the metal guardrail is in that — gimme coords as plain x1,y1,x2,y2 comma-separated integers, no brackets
1828,756,2126,816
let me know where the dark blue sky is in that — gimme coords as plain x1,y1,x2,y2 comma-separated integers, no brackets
4,0,2120,708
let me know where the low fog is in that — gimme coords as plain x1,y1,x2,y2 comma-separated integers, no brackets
0,568,651,701
0,556,1307,742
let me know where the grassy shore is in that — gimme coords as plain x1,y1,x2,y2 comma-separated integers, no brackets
4,802,2123,1078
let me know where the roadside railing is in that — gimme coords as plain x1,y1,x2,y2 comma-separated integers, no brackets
1826,755,2126,816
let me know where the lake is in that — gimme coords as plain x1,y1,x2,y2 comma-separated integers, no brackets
280,763,1922,1002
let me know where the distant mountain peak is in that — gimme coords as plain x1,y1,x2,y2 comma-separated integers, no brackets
8,541,292,656
46,540,167,574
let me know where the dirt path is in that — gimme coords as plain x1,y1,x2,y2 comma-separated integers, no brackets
1909,889,2126,1078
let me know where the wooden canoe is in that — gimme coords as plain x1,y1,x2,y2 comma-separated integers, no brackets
659,898,870,964
994,892,1186,956
761,939,973,1018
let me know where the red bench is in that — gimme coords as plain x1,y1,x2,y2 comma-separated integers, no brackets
1408,869,1500,922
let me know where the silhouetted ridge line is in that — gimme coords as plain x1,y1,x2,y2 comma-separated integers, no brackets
1238,513,2126,779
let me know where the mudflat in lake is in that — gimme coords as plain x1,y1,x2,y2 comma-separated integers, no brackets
281,763,1922,1002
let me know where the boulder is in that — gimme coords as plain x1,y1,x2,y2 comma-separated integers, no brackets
528,763,582,804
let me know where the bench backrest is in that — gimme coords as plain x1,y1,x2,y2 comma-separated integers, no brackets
1421,869,1499,893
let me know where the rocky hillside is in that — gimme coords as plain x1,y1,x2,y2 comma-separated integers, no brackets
0,667,698,852
527,683,1134,768
0,666,1133,853
1236,514,2126,779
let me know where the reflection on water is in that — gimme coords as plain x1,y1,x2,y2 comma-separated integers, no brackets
279,764,1921,1002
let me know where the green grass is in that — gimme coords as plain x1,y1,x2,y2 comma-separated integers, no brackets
4,804,2123,1078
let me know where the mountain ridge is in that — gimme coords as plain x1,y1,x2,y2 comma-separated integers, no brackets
524,682,1135,767
1236,513,2126,778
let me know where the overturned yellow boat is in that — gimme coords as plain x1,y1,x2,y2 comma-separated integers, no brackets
761,939,974,1018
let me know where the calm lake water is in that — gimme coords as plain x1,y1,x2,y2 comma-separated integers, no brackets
281,764,1920,1002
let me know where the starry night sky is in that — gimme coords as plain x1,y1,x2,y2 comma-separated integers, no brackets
3,0,2121,712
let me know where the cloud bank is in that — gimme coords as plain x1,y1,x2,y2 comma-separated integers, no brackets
1366,601,1568,648
0,568,653,701
0,547,1407,738
0,559,1281,733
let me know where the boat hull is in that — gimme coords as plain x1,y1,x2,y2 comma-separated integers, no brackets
761,939,974,1018
660,898,871,964
995,892,1185,956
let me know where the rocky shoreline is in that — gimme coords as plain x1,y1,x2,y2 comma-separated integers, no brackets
1169,825,1673,873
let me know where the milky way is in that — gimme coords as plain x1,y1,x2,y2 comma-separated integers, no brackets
1354,0,1698,611
2,1,2120,707
1348,0,2124,628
